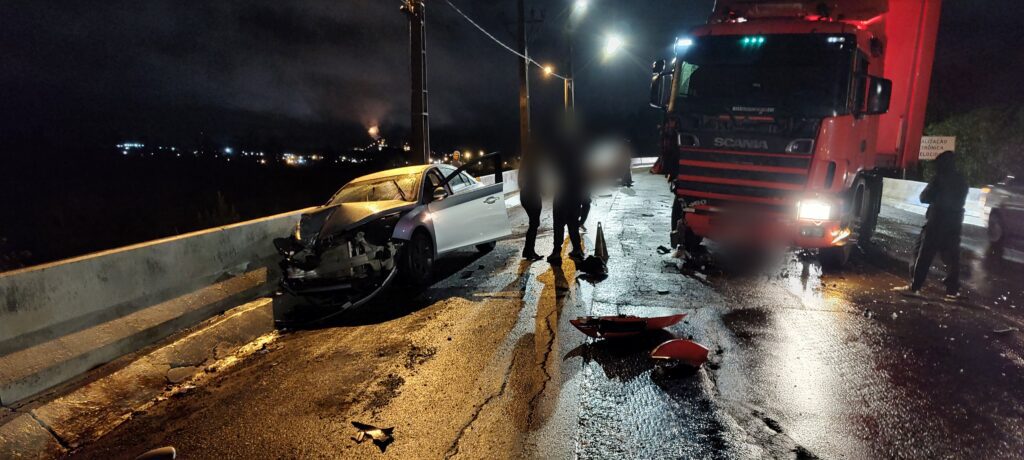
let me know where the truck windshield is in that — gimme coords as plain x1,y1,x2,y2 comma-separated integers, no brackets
675,34,855,117
329,174,421,205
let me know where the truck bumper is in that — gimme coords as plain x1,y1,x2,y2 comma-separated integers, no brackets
685,211,850,249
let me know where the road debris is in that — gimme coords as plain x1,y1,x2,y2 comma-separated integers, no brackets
651,339,710,368
135,446,177,460
994,327,1019,334
657,245,672,254
352,421,395,452
577,255,608,277
570,314,686,339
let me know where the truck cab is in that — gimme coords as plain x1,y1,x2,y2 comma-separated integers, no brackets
652,0,940,267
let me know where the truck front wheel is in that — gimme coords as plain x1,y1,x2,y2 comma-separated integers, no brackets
819,245,851,269
853,176,882,244
671,199,703,251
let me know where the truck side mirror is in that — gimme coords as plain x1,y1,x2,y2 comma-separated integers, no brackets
865,77,892,115
649,59,670,109
651,59,666,74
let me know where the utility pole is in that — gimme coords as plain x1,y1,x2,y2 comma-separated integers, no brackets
402,0,430,164
565,22,576,114
517,0,531,162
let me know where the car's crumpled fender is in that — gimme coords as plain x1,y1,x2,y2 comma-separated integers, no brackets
392,204,435,246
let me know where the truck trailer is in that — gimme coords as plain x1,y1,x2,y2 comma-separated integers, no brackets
650,0,941,267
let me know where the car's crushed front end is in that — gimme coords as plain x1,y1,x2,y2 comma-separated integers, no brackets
274,201,414,305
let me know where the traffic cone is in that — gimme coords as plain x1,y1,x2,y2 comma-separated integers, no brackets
594,222,609,262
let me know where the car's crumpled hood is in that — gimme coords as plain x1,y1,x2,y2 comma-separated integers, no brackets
298,200,416,246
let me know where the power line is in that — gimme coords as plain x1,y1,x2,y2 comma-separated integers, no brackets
443,0,569,80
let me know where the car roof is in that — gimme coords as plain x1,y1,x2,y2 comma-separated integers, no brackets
351,165,432,183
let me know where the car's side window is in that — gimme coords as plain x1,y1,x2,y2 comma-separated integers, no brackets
460,171,478,186
449,173,471,193
423,170,444,201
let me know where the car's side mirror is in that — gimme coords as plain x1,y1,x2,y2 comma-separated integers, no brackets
431,186,448,202
864,76,892,115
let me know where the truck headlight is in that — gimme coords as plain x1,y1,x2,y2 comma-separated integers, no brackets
797,199,832,221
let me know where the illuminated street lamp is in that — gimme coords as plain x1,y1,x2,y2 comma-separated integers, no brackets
574,0,589,13
603,34,624,59
543,64,554,77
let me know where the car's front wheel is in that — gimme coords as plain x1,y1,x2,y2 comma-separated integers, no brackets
400,231,434,287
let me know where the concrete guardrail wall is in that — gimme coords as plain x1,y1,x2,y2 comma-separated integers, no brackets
882,177,988,227
0,208,309,404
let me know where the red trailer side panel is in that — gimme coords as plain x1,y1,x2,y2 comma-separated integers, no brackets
877,0,942,170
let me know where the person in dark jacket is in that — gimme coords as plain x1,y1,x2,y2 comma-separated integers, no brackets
518,148,544,261
897,151,969,299
547,128,586,265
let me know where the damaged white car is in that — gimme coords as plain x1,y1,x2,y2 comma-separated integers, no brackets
275,162,511,307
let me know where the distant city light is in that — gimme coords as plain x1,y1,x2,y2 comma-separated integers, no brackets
224,147,233,154
368,125,380,138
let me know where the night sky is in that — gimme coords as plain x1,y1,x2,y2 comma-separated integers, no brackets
1,1,1021,155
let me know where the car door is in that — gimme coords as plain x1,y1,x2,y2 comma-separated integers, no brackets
453,170,511,245
427,166,508,253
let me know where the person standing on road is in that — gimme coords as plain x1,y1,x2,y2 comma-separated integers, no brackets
579,195,592,233
450,150,463,168
548,133,586,265
518,147,544,261
897,151,969,299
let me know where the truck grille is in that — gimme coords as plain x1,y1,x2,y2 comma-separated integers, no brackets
675,148,811,206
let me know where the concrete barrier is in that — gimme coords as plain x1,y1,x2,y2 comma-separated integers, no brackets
476,169,519,194
0,208,310,405
631,157,658,167
882,178,988,227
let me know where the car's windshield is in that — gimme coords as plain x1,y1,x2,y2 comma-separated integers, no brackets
328,173,420,205
675,34,855,117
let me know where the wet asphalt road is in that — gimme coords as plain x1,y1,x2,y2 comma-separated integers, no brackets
73,171,1024,459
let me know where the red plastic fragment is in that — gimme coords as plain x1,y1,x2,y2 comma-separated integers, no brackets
570,314,686,339
650,339,710,368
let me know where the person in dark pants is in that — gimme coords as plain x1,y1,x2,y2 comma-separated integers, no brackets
550,195,584,264
897,151,969,299
518,151,543,261
578,195,592,233
548,132,586,265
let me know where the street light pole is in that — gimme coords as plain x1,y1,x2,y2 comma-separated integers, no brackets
517,0,532,162
402,0,430,165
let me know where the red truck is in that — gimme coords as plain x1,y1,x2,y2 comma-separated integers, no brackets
650,0,941,267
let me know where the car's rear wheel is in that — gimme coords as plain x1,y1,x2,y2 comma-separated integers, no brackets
400,231,434,287
475,241,496,253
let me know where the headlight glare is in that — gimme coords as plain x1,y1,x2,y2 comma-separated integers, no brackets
797,199,832,221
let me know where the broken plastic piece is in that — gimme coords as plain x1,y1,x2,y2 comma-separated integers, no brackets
994,327,1019,334
135,447,177,460
576,255,607,277
570,314,685,339
352,421,395,452
651,339,710,368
